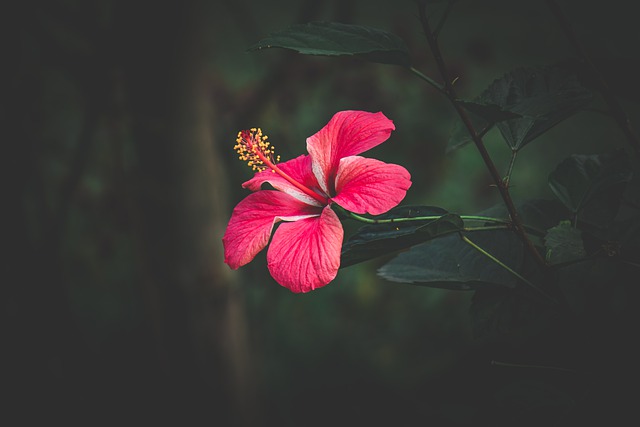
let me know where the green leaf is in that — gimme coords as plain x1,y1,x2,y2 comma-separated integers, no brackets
447,101,521,154
548,149,633,225
248,21,411,66
544,221,586,265
450,65,593,151
446,100,521,154
457,99,523,123
494,66,593,150
516,199,572,232
377,229,527,290
446,109,490,153
340,206,463,268
474,199,571,248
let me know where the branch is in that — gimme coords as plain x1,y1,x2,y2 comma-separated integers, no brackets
416,0,548,269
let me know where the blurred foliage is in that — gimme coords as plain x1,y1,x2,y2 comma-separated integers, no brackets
5,0,640,425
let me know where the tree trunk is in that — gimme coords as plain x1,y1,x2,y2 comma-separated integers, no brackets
119,1,256,424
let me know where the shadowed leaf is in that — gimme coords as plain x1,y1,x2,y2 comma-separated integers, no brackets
492,66,593,150
340,206,463,268
544,221,586,264
473,199,571,248
248,21,410,66
448,65,593,152
457,99,522,123
377,229,527,290
548,149,633,225
447,109,491,153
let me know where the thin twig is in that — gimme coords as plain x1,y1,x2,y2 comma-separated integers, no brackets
409,66,446,94
461,234,557,303
416,0,548,269
504,149,518,187
434,0,457,40
346,210,546,236
545,0,640,157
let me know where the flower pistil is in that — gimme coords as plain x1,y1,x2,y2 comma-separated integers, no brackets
235,128,328,205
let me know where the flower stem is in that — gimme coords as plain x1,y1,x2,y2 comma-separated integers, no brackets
433,0,457,40
416,0,548,270
408,67,446,95
464,225,509,232
345,208,520,240
347,211,443,224
346,211,546,236
461,234,557,304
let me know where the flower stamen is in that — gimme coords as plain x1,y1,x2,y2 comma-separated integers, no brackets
235,128,280,172
235,128,328,205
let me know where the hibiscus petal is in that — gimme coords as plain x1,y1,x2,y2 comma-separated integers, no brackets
242,155,325,206
307,111,395,193
266,206,343,293
223,191,321,269
332,156,412,215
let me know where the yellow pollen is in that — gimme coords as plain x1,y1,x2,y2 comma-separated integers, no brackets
235,128,281,172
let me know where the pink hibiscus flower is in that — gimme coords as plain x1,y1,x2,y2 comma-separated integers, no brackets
222,110,411,293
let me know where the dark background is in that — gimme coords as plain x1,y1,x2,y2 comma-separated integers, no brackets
4,0,639,425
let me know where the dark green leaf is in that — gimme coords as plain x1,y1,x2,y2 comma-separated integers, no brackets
248,21,410,66
548,149,633,225
494,66,592,150
340,206,463,268
544,221,586,265
446,101,522,154
517,199,572,232
457,99,523,123
447,99,526,154
580,214,640,268
473,199,571,249
377,229,526,290
476,199,570,231
446,109,489,153
452,65,592,151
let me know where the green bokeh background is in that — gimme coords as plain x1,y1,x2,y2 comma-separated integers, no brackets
5,0,639,425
